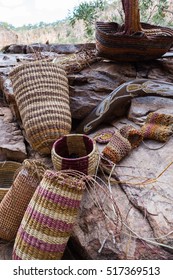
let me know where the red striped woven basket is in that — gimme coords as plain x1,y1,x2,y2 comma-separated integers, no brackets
51,134,99,175
9,61,71,155
0,160,46,241
12,170,85,260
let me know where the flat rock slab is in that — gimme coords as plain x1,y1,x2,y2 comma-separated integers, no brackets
128,96,173,124
0,105,27,161
72,97,173,259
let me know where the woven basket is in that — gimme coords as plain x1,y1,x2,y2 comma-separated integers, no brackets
9,61,71,155
102,131,132,164
0,160,46,241
51,134,99,176
0,161,21,202
12,170,85,260
120,125,143,148
95,0,173,61
140,112,173,142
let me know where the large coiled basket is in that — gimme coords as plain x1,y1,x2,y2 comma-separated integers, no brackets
9,61,71,155
0,160,46,241
51,134,99,176
12,170,85,260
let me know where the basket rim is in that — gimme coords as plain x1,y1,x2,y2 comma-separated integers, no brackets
52,134,97,161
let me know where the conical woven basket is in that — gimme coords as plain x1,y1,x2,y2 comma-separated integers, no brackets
9,61,71,155
0,161,21,202
0,160,46,241
51,134,99,175
12,170,85,260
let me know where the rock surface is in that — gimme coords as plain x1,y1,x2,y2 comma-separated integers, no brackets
0,104,27,162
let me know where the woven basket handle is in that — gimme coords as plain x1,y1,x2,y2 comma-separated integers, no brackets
122,0,143,35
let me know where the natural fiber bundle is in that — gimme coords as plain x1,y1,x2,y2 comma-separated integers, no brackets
12,170,85,260
120,125,143,148
140,112,173,142
53,47,98,74
0,161,21,202
0,160,46,241
102,131,132,164
52,134,99,175
9,61,71,155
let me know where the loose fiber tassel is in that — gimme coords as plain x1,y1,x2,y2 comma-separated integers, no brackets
0,160,46,241
12,170,85,260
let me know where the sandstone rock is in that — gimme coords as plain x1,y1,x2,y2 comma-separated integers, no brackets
0,105,27,162
128,96,173,125
72,173,173,259
68,61,136,119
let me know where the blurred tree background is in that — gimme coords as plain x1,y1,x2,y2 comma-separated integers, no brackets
0,0,173,47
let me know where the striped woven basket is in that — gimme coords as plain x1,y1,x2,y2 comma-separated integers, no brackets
51,134,99,175
140,112,173,142
102,131,132,164
12,170,85,260
0,160,46,241
9,61,71,155
120,125,143,148
0,161,21,202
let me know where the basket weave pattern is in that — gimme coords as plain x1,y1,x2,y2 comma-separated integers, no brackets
12,170,85,260
52,134,99,175
0,160,46,241
103,131,132,164
9,61,71,155
0,161,21,202
120,125,143,148
141,112,173,142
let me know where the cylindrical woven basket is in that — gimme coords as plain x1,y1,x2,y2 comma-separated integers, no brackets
51,134,99,175
120,125,143,148
12,170,85,260
0,159,46,241
0,161,21,202
102,131,132,164
9,61,71,155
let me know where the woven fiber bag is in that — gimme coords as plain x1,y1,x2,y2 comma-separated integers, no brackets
9,61,71,155
51,134,99,175
140,112,173,142
0,161,21,202
0,160,46,241
12,170,85,260
102,131,132,164
120,125,143,148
